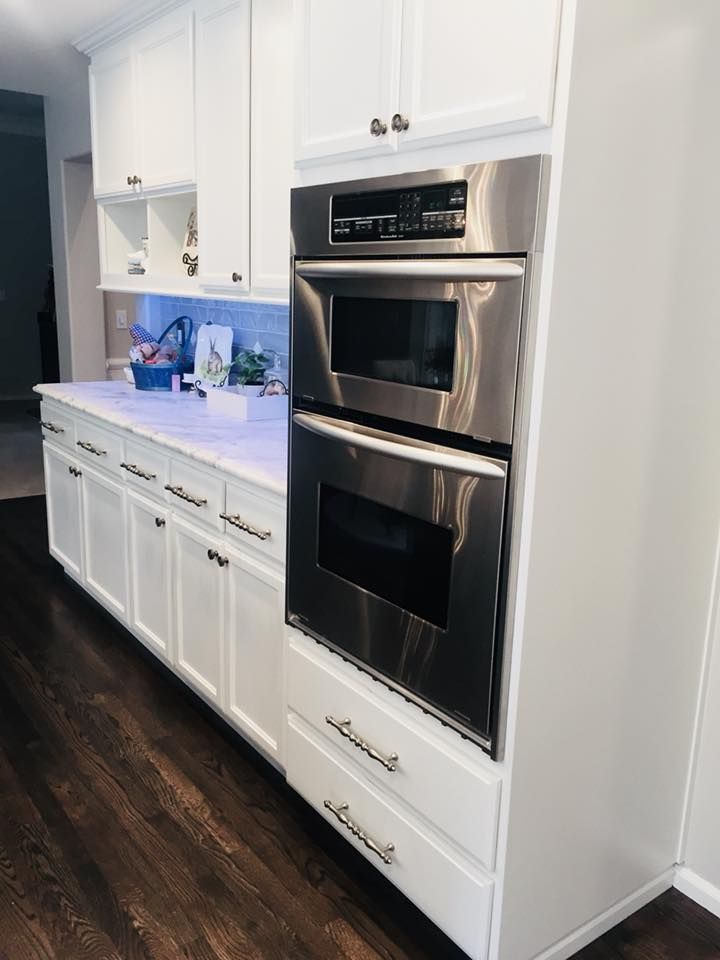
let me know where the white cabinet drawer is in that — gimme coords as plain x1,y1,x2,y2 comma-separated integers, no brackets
40,401,76,451
287,716,493,960
121,438,169,497
74,417,125,477
287,635,501,871
222,479,285,564
166,457,225,530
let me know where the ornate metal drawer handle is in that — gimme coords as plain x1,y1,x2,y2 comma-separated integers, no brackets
121,462,157,481
76,440,107,456
325,715,399,772
41,420,64,434
323,801,394,865
164,483,207,507
219,511,271,541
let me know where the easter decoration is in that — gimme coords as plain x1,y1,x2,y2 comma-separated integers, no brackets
193,322,233,392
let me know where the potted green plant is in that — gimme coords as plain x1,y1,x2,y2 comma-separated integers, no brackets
230,347,272,393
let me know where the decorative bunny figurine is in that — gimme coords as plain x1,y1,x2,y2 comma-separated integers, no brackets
206,337,223,375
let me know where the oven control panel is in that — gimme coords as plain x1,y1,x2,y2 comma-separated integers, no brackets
331,180,467,243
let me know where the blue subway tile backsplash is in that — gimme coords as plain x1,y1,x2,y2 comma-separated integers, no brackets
137,295,290,368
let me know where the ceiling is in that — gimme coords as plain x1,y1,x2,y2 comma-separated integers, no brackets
0,0,137,96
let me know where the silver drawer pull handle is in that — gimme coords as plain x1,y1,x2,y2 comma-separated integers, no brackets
41,420,64,434
219,511,271,541
323,800,394,865
121,462,157,481
164,483,207,507
77,440,107,456
325,715,399,772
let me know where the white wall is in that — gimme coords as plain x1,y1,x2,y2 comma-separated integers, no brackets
43,50,94,381
684,620,720,894
497,1,720,957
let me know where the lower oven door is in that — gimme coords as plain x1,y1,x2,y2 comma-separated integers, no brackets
287,411,509,748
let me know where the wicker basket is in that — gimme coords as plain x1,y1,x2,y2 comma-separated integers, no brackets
131,316,193,392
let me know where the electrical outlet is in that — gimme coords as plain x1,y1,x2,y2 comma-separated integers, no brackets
116,309,128,330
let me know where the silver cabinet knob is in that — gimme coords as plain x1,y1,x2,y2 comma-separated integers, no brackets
207,548,218,561
232,272,242,283
127,175,134,186
391,113,409,132
369,117,387,137
154,517,166,527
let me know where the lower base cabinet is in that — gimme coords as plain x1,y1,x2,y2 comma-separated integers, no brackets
225,548,285,763
172,514,226,705
81,462,128,620
127,491,172,662
43,443,83,579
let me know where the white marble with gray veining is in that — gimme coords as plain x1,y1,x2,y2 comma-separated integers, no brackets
34,381,287,497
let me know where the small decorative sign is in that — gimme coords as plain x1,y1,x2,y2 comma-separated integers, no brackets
182,207,198,277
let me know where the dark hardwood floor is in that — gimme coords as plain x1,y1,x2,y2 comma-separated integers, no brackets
1,496,719,960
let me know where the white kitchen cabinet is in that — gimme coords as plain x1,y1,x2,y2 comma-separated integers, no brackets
43,443,83,581
88,5,195,198
294,0,561,166
89,43,137,197
196,0,251,294
225,548,285,763
249,0,293,297
81,463,128,620
127,491,173,663
172,515,225,705
398,0,561,149
134,7,196,191
294,0,403,164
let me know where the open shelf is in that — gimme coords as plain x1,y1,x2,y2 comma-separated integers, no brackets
99,190,200,296
102,198,148,276
147,191,198,280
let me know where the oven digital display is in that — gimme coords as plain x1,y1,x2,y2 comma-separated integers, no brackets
331,180,467,243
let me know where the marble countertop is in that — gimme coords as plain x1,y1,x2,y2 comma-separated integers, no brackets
34,381,288,497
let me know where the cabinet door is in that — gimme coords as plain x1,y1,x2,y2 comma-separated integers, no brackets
196,0,250,292
398,0,561,149
81,464,128,620
127,491,172,663
134,7,196,190
294,0,402,164
89,44,137,197
43,444,83,579
250,0,292,297
171,516,224,705
225,548,285,764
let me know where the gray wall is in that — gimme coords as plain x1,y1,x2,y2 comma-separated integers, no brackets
0,130,52,397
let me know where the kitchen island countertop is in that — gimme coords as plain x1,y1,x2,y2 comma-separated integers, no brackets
34,380,288,496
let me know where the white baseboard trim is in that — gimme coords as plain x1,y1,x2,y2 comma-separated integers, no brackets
532,869,675,960
674,866,720,919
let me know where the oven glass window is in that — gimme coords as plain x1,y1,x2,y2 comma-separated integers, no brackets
331,297,457,392
317,484,453,628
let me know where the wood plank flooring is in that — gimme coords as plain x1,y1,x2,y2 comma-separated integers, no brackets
1,495,719,960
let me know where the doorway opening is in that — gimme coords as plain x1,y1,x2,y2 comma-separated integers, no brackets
0,89,54,498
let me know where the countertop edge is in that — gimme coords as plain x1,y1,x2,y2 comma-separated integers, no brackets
34,383,288,500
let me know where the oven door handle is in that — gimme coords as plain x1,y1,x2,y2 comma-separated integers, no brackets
293,412,506,480
295,259,524,282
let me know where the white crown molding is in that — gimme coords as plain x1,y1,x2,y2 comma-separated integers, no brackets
73,0,188,56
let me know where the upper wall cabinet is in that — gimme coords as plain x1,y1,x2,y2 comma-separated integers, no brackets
89,5,195,198
294,0,403,164
134,8,196,191
196,0,251,293
89,45,137,197
294,0,562,166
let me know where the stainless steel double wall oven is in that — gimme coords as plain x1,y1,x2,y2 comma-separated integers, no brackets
287,156,548,757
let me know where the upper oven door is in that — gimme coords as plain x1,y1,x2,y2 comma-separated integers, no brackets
292,257,526,445
287,410,509,747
